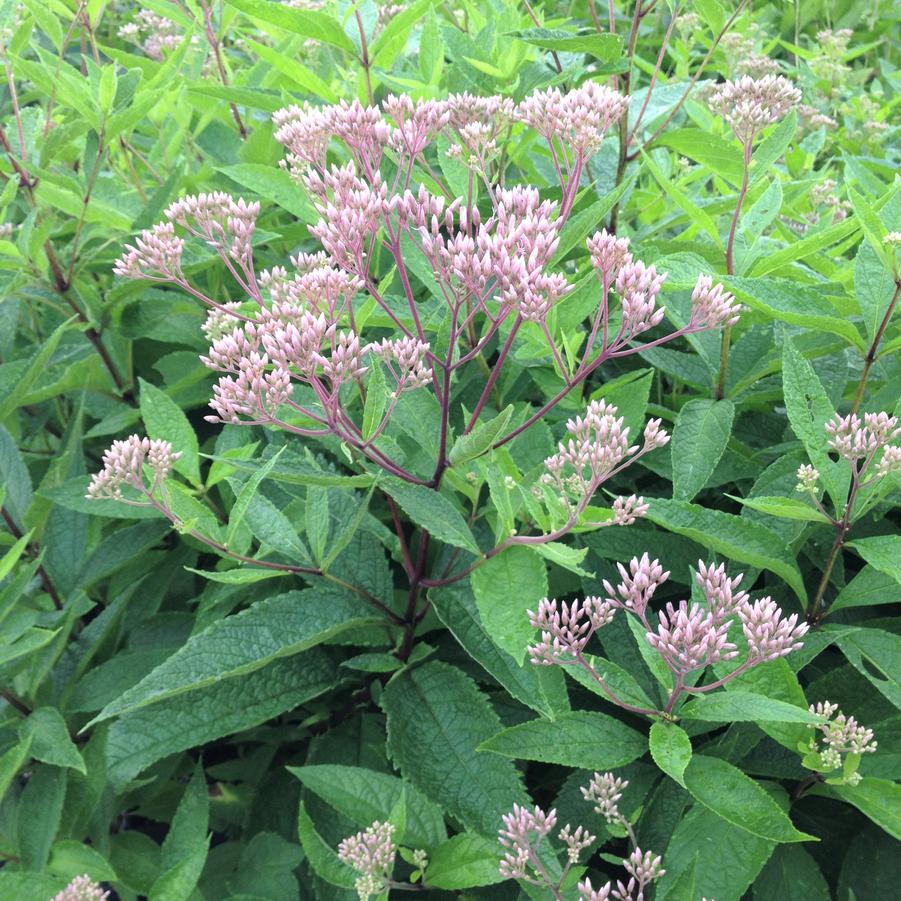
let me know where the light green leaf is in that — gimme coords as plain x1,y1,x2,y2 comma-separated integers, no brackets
184,566,289,585
288,765,446,848
381,477,480,554
224,0,355,51
830,566,900,613
649,721,692,786
92,586,375,722
17,764,67,871
479,711,647,770
847,536,901,585
815,778,901,841
728,495,831,524
647,499,807,601
470,546,547,664
47,841,118,885
0,318,71,418
426,833,504,890
297,802,355,889
382,662,528,836
225,447,285,548
449,406,514,465
679,691,823,723
672,399,734,500
683,755,816,843
511,28,624,61
139,378,201,485
19,708,85,774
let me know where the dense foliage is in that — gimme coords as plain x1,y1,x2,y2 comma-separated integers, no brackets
0,1,898,899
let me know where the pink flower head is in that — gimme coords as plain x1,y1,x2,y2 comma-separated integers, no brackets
602,553,669,618
739,597,808,661
53,875,109,901
527,596,616,663
695,560,749,622
113,222,184,280
646,600,738,671
369,336,432,392
498,803,558,879
690,274,742,328
581,771,628,823
87,436,181,500
825,411,900,462
382,94,450,157
588,229,632,278
709,74,802,143
338,820,396,888
615,259,668,337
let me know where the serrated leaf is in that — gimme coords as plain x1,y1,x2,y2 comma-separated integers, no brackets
297,801,355,889
679,691,823,723
19,708,85,774
672,399,734,500
426,833,504,890
470,546,547,664
729,495,831,523
479,711,646,770
225,447,285,548
814,778,901,841
381,476,479,554
511,28,624,62
683,755,815,843
92,586,376,723
647,499,807,601
382,662,528,835
449,406,514,465
649,721,692,786
224,0,354,51
847,536,901,585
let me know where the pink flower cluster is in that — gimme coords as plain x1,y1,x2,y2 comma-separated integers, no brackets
337,821,396,898
709,74,802,144
52,876,109,901
528,556,808,709
86,436,181,501
826,411,901,473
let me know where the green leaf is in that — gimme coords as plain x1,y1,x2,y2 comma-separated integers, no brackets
728,495,831,524
754,845,831,901
0,735,32,800
657,804,774,901
47,841,118,885
815,778,901,841
671,399,734,500
564,651,657,710
750,111,797,186
105,651,338,788
288,765,446,848
830,566,900,613
743,179,783,243
725,277,865,350
297,801,355,889
429,583,570,720
511,28,624,62
847,536,901,585
641,148,723,247
653,128,743,185
139,378,201,485
17,765,67,871
679,691,823,724
748,217,859,277
304,486,329,564
836,628,901,711
470,546,547,664
225,447,285,548
647,499,807,601
426,833,504,890
682,755,815,843
381,476,480,554
382,662,528,836
224,0,355,51
216,164,316,222
148,842,209,901
449,406,514,465
781,338,847,508
362,362,389,441
92,586,376,722
19,708,85,774
0,318,70,418
649,721,692,786
479,711,646,770
848,186,888,267
184,566,289,585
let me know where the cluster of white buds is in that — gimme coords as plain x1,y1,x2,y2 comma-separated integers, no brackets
498,803,558,880
369,337,432,394
52,876,109,901
709,74,802,144
795,463,821,493
118,10,183,60
577,848,665,901
807,701,877,779
86,436,181,501
581,771,629,825
338,821,396,900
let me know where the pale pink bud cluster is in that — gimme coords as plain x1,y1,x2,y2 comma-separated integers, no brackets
578,848,665,901
113,222,184,280
615,260,668,337
202,302,245,342
542,401,668,504
52,876,109,901
527,596,615,664
709,75,802,143
808,701,877,771
603,553,670,618
338,821,396,899
740,597,808,661
581,771,628,824
587,229,632,277
695,560,749,621
86,436,181,501
118,11,182,60
611,495,650,526
515,82,628,155
690,275,742,329
559,824,595,864
647,601,738,671
383,94,451,157
795,463,821,492
498,803,558,879
370,337,431,393
825,412,900,466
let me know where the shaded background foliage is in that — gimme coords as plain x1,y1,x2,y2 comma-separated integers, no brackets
0,0,898,899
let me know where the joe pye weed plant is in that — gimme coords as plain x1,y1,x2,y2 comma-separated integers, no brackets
0,1,898,900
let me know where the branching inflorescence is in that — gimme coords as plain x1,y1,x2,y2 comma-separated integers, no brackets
528,555,808,717
102,86,740,563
